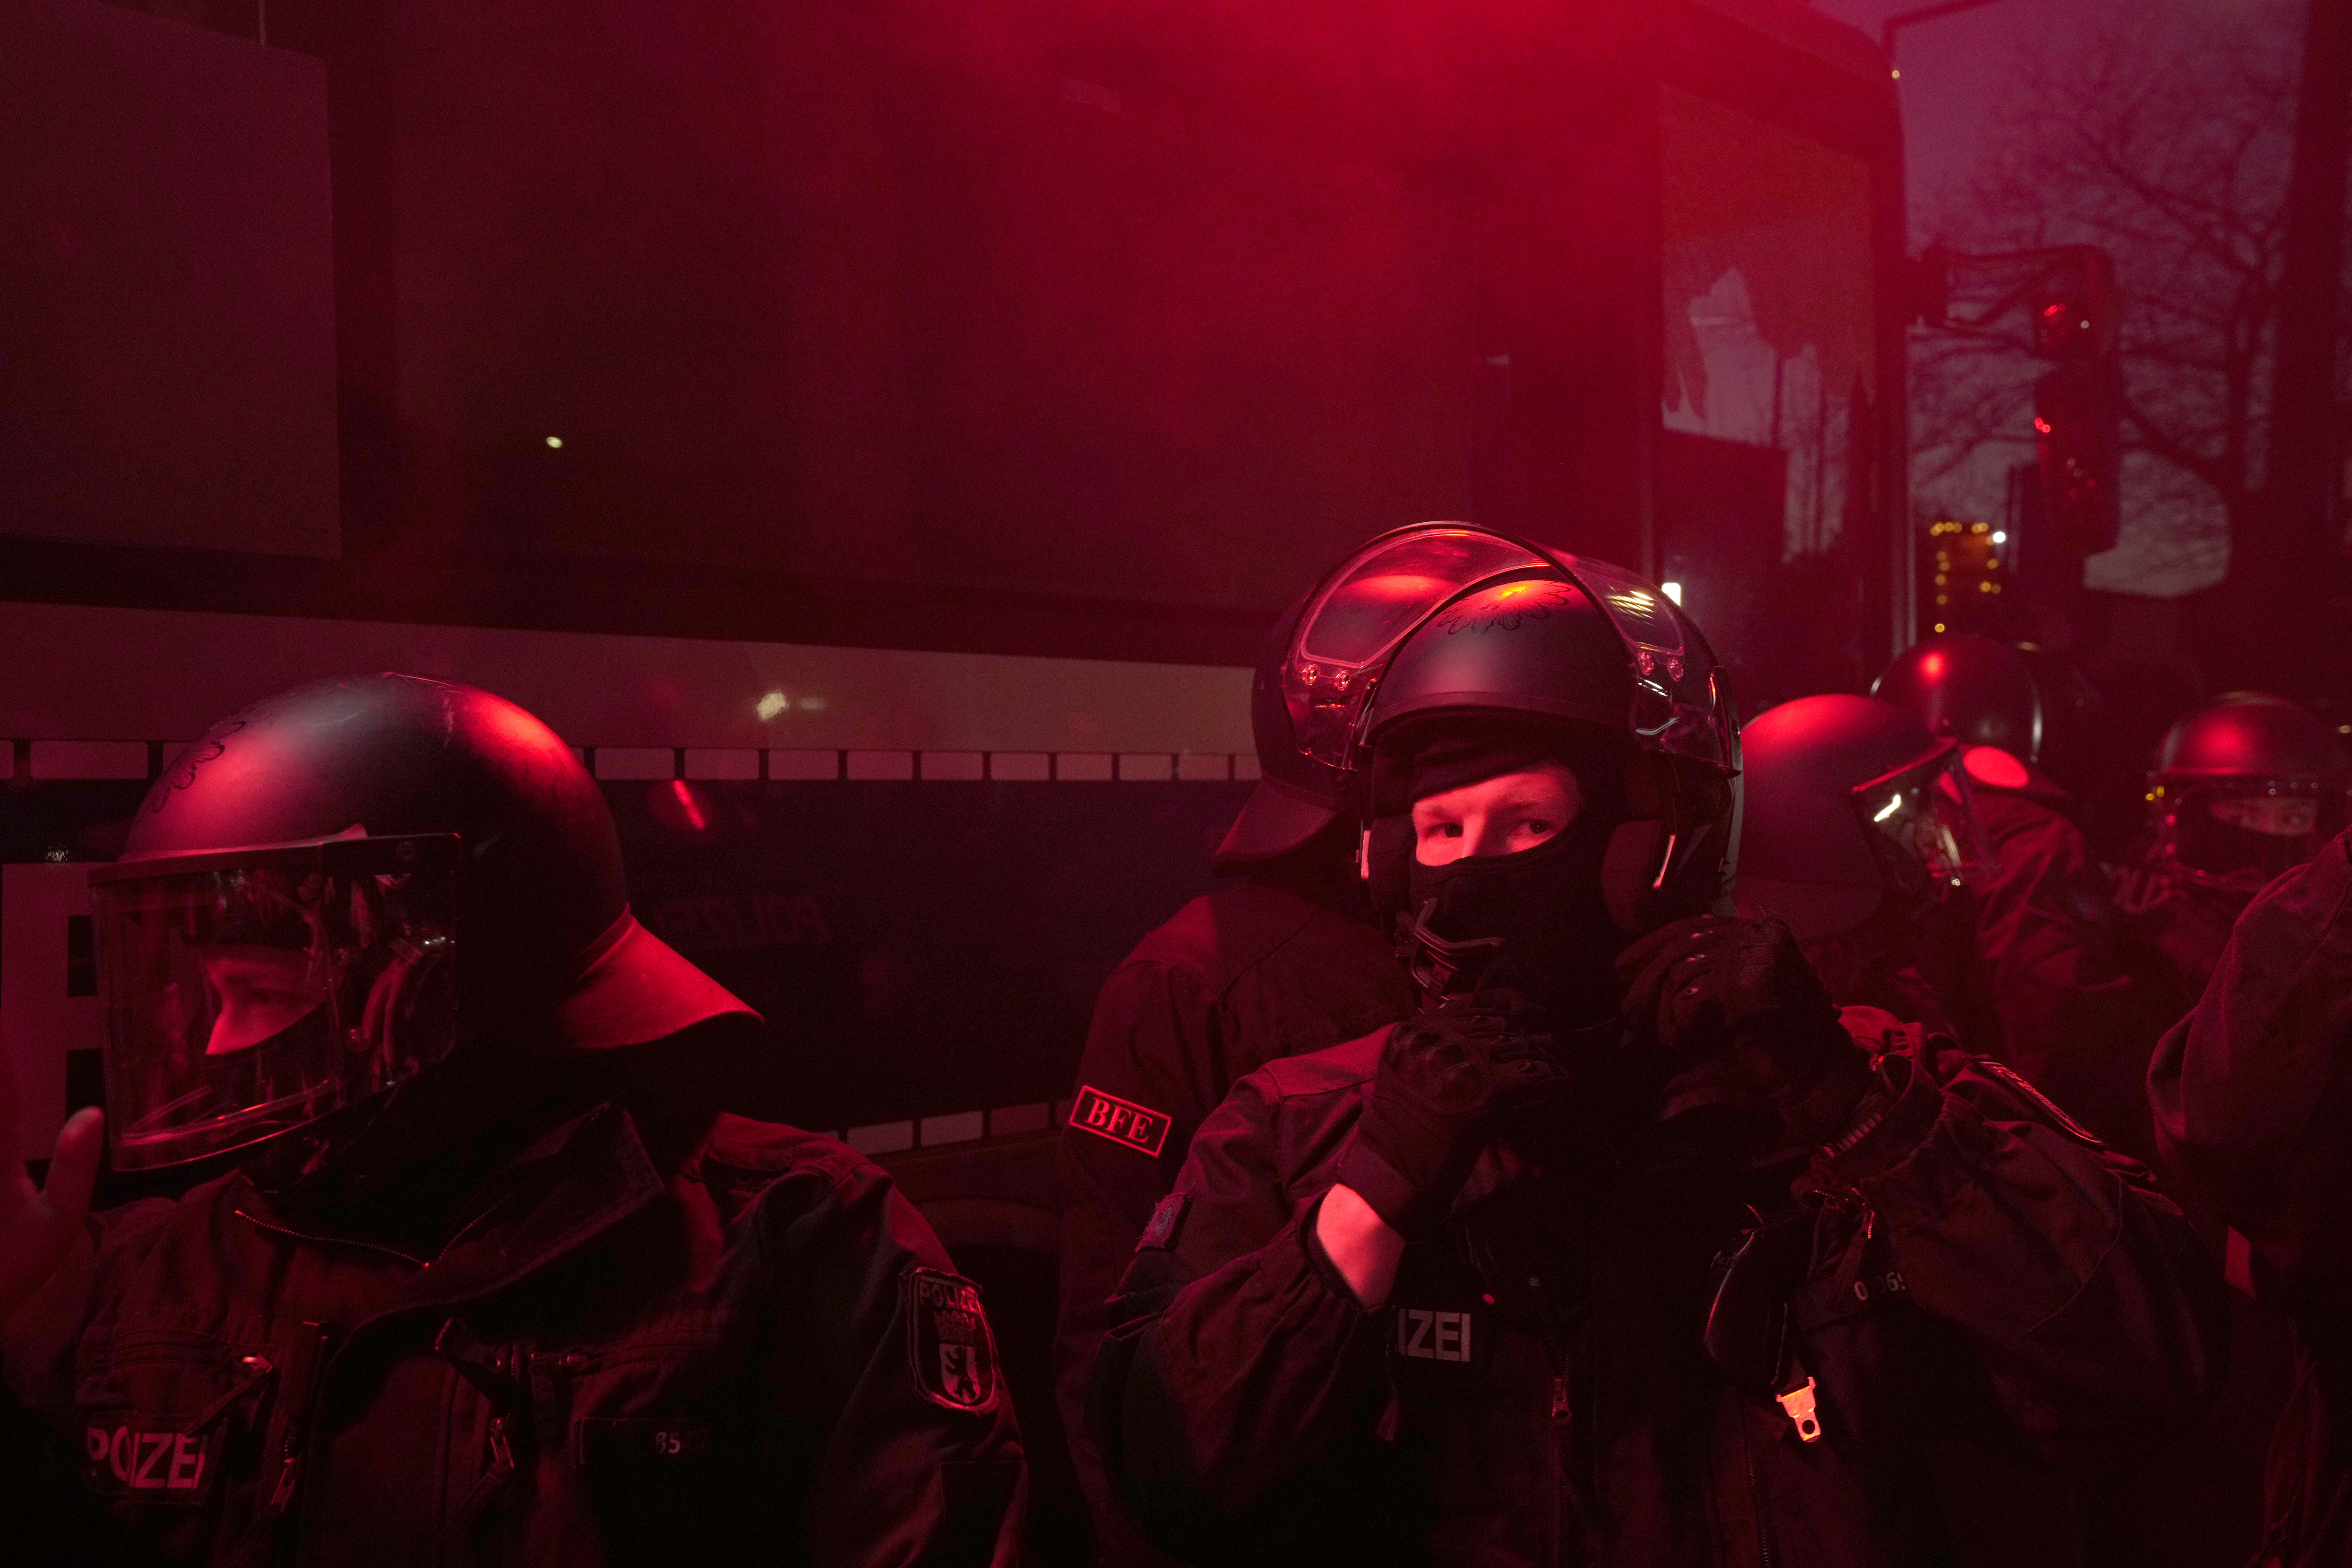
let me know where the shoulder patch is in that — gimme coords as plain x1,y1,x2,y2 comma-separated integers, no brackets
907,1269,1002,1413
1068,1086,1173,1158
1139,1191,1190,1251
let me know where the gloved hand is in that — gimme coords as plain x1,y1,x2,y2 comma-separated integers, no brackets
1333,993,1563,1240
1616,914,1875,1142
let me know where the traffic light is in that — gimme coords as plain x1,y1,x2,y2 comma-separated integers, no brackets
2034,357,2121,558
1907,245,2122,625
2031,250,2116,361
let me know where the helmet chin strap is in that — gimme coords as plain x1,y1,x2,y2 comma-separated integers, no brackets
1600,818,1691,932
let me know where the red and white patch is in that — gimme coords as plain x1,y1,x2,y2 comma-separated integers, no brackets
83,1423,222,1506
1067,1086,1172,1158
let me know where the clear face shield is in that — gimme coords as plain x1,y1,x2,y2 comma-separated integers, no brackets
2159,777,2352,894
1284,526,1556,769
1847,739,1997,903
88,835,462,1170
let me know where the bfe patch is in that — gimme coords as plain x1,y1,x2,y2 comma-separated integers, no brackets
83,1422,222,1506
1067,1086,1171,1158
908,1269,1001,1413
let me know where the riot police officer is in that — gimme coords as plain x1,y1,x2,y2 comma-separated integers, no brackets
2150,814,2352,1568
1874,633,2131,1092
1092,526,2225,1567
2112,691,2352,1015
1733,693,1999,1046
0,674,1026,1565
1054,599,1416,1564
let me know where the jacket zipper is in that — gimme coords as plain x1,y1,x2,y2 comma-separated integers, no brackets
266,1323,334,1514
1527,1275,1574,1568
220,1321,333,1568
1741,1411,1777,1568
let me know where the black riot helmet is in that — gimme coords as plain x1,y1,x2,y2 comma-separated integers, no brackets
1214,593,1359,869
1735,695,1995,942
1873,632,2044,763
2149,691,2352,895
1280,524,1738,1001
90,674,752,1168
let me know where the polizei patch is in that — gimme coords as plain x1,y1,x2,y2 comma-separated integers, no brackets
83,1423,223,1506
907,1269,1001,1413
1068,1086,1172,1158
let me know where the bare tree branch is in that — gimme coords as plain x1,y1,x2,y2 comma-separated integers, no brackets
1907,0,2310,593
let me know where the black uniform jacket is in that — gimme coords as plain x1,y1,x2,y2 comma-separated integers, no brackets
2150,828,2352,1568
8,1104,1026,1566
1961,767,2146,1160
1053,875,1413,1558
1967,768,2133,1083
1097,1008,2226,1568
2110,831,2247,1022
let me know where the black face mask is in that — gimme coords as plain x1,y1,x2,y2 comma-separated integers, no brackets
1400,802,1630,1026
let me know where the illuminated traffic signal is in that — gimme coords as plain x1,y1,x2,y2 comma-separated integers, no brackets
2031,250,2116,361
1906,243,2121,635
2034,358,2121,558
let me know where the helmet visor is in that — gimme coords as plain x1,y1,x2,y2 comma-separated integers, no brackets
89,835,462,1170
1848,739,1997,897
1285,524,1736,778
2165,780,2352,890
1286,526,1552,768
1562,553,1737,774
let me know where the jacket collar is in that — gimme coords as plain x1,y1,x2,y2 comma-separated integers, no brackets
234,1100,667,1315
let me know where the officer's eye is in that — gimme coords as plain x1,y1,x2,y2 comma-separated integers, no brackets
1522,820,1552,838
1431,822,1463,838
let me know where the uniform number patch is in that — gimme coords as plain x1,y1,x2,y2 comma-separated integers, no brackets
1068,1086,1172,1158
83,1424,221,1505
908,1269,1002,1413
1392,1307,1475,1364
574,1417,715,1468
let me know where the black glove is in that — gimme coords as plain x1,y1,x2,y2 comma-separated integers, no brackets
1333,994,1563,1240
1616,914,1874,1141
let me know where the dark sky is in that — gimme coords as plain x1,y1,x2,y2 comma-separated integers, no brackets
1809,0,2292,596
1808,0,2267,242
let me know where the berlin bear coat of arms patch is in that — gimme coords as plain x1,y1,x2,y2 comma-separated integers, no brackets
907,1268,1002,1413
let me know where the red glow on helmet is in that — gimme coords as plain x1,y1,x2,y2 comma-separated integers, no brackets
1962,745,2030,791
481,699,564,753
